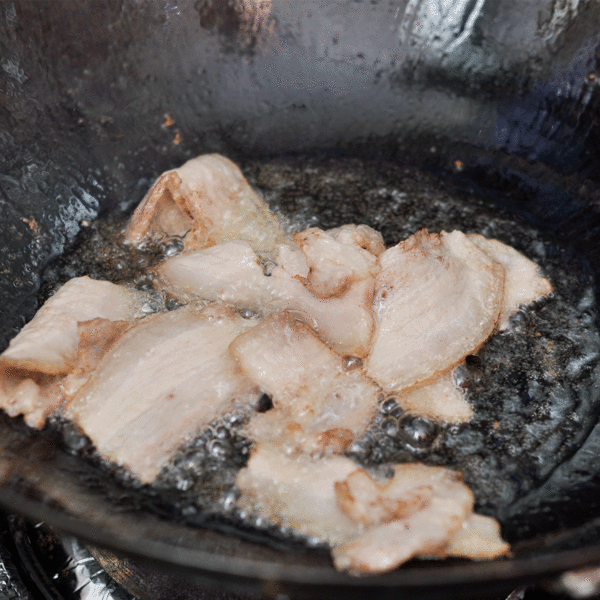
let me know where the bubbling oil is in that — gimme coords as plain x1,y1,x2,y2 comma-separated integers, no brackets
41,155,600,545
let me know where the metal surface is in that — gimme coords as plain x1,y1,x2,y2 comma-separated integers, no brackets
2,1,600,598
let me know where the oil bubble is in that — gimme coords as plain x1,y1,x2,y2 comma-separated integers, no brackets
399,415,438,448
160,238,184,257
342,355,363,371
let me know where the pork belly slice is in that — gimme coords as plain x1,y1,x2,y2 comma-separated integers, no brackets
157,240,374,357
332,463,475,574
395,370,473,423
366,230,504,392
469,234,552,330
125,154,286,254
0,318,130,429
66,304,261,483
326,224,386,257
230,312,379,453
236,442,362,545
444,513,511,560
0,277,142,428
155,240,275,308
292,227,380,298
0,276,140,375
237,445,505,575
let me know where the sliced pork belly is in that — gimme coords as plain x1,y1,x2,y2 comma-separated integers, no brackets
0,276,140,375
395,370,473,423
444,513,510,560
469,234,552,330
125,154,286,254
236,442,362,544
237,445,504,575
0,277,142,428
366,230,504,392
157,240,375,357
332,463,475,574
155,241,275,308
292,227,380,298
230,312,379,453
66,304,261,483
326,224,386,257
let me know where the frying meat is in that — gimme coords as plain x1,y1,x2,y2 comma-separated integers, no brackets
0,276,140,375
237,443,508,574
125,154,286,254
366,230,505,392
4,154,561,575
230,312,379,453
292,227,380,298
155,240,275,308
395,370,473,423
65,304,261,483
468,234,552,330
444,513,511,560
325,224,386,257
236,442,362,544
0,277,142,428
157,236,375,357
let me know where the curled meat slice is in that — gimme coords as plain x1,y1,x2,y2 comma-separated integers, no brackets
237,445,503,575
335,468,433,526
66,304,261,483
236,442,362,545
157,240,375,357
230,312,380,453
469,234,552,330
293,227,380,298
444,513,511,560
0,276,140,375
332,463,475,574
0,278,141,428
366,230,504,392
395,370,473,423
125,154,286,254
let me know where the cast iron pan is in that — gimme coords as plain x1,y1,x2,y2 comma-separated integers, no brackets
3,2,600,598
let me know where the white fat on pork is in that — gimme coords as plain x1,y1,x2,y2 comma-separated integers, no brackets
155,240,275,308
0,277,141,428
366,230,505,392
125,154,286,254
444,513,511,560
230,312,379,453
237,444,507,574
326,224,386,257
156,238,375,357
65,304,261,483
395,370,473,423
469,234,552,330
292,227,380,298
0,276,140,375
236,442,362,544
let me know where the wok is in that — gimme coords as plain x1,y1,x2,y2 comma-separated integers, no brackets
2,1,600,598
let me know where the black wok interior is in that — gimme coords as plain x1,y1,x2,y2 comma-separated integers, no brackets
3,1,600,598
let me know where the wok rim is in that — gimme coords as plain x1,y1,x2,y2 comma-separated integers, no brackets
1,487,599,592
